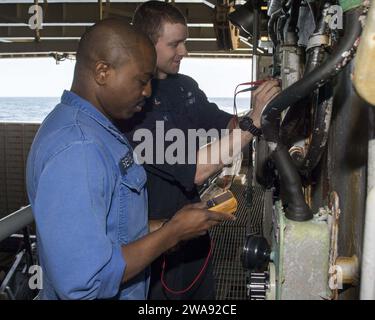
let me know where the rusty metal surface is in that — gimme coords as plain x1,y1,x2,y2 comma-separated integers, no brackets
310,62,373,299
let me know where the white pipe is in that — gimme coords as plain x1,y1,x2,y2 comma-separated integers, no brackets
359,0,375,300
0,206,34,243
353,0,375,106
360,139,375,299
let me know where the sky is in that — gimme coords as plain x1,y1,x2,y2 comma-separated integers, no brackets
0,57,252,98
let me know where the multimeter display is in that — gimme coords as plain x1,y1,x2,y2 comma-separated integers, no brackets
207,190,238,215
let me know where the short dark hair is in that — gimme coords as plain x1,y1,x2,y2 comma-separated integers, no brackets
75,18,153,75
132,0,187,44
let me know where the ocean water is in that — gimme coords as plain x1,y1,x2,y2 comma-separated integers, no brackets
0,96,251,123
0,97,60,123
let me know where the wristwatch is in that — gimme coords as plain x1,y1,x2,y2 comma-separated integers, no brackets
239,116,262,137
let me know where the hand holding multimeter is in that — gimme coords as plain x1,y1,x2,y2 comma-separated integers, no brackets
206,190,238,215
150,192,237,234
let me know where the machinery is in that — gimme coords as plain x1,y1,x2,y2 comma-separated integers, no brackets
230,0,374,300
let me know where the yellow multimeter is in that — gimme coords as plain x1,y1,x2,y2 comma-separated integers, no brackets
206,190,238,215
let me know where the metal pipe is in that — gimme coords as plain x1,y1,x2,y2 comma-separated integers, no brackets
260,7,363,221
268,8,282,48
267,0,282,17
353,0,375,105
360,138,375,299
0,206,34,243
304,3,331,75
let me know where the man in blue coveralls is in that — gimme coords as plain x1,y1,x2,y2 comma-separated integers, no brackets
26,19,234,300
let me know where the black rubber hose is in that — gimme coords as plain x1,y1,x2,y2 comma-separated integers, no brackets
261,7,363,221
299,93,333,177
268,8,282,76
297,4,332,175
272,144,312,221
287,0,302,34
262,7,362,143
277,14,288,43
268,8,282,49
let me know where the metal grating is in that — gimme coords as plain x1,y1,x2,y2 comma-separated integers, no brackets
247,185,265,236
210,183,265,300
0,123,39,219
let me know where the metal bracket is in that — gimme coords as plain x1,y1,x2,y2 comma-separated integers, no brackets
306,34,330,51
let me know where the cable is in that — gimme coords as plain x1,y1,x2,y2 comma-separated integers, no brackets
233,86,259,119
160,239,214,295
232,80,266,124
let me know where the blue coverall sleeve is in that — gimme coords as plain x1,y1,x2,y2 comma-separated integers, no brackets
33,141,125,299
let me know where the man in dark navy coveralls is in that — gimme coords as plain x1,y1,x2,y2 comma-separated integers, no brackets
123,1,281,300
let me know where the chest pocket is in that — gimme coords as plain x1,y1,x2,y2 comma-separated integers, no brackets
118,161,148,244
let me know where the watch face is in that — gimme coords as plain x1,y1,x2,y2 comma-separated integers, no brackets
240,117,262,136
240,117,251,131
